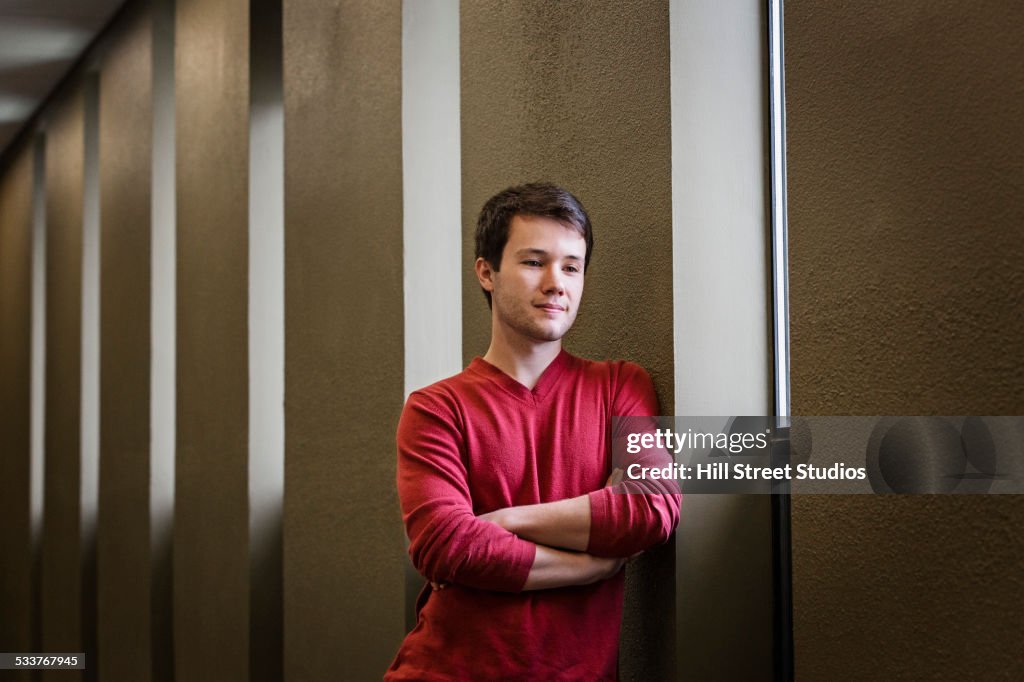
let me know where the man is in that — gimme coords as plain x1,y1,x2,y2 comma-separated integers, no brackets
385,183,680,681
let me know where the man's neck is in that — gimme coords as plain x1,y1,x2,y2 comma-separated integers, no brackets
482,331,562,391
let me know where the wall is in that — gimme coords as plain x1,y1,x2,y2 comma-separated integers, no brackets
786,1,1024,678
96,3,154,680
283,0,406,679
0,141,34,682
459,2,677,677
41,86,86,682
0,0,781,679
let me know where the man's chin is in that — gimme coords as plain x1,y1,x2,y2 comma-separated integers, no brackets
527,323,571,343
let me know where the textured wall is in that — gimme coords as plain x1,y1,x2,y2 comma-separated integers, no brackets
460,2,675,678
41,88,85,682
174,0,250,678
283,0,406,678
0,142,34,681
786,0,1024,678
96,4,153,680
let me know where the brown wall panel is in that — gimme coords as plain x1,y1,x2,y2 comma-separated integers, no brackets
97,4,153,680
0,143,35,681
787,0,1024,678
174,0,250,678
283,0,406,678
41,88,85,682
460,2,675,679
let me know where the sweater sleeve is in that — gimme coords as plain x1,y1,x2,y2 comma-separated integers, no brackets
397,390,536,592
586,363,682,557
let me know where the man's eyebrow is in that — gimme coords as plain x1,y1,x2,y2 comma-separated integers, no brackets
514,248,584,261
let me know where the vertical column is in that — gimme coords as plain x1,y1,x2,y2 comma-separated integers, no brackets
786,2,1024,679
402,0,462,394
669,1,775,680
79,71,100,682
284,0,406,678
42,87,85,682
96,4,154,680
31,135,47,660
401,0,462,630
150,0,176,677
174,0,250,678
248,0,284,679
459,2,675,679
0,143,35,681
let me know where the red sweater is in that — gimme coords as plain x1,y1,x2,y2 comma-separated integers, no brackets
385,350,681,681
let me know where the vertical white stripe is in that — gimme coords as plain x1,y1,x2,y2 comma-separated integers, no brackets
30,135,46,637
402,0,462,398
248,7,284,555
670,2,775,680
151,0,175,558
401,0,462,632
81,73,100,553
150,2,176,677
248,0,284,677
670,0,770,417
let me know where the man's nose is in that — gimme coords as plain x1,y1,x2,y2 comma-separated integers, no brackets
541,265,565,294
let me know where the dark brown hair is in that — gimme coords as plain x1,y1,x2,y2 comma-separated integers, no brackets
474,182,593,307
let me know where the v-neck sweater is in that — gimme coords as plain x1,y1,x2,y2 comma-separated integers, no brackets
385,350,681,681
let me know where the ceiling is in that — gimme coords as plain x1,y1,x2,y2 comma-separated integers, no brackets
0,0,125,157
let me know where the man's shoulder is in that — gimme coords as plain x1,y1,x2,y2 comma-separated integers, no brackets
404,365,486,412
566,352,653,386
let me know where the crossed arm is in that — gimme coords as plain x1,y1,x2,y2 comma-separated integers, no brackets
398,385,680,594
476,467,680,590
479,474,618,591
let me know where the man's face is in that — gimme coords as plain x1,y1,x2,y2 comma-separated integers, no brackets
480,215,587,344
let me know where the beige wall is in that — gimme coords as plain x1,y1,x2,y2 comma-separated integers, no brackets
0,142,34,682
96,4,153,679
174,0,250,678
16,0,1024,679
460,2,676,678
786,1,1024,678
283,1,406,679
41,87,85,682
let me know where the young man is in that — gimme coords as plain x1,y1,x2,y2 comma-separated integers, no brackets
385,183,680,681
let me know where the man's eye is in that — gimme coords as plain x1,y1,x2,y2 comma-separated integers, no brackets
523,260,542,267
564,266,580,274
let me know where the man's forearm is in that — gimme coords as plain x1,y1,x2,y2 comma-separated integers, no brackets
481,494,592,552
521,543,624,591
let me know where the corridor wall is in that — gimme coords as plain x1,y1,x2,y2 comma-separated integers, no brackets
282,1,406,679
786,1,1024,678
174,0,251,679
459,2,677,678
0,1,780,680
0,142,34,682
41,87,87,682
96,3,154,680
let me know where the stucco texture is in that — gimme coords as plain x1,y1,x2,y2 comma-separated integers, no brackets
174,0,250,678
283,0,406,679
786,1,1024,679
96,5,153,680
460,2,675,679
42,87,85,682
0,142,34,682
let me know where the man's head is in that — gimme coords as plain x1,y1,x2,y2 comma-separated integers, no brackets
474,182,594,307
474,183,593,344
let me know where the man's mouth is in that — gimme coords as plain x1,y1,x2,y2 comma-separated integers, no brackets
536,303,566,312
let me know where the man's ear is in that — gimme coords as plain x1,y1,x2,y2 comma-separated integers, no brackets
475,257,496,293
